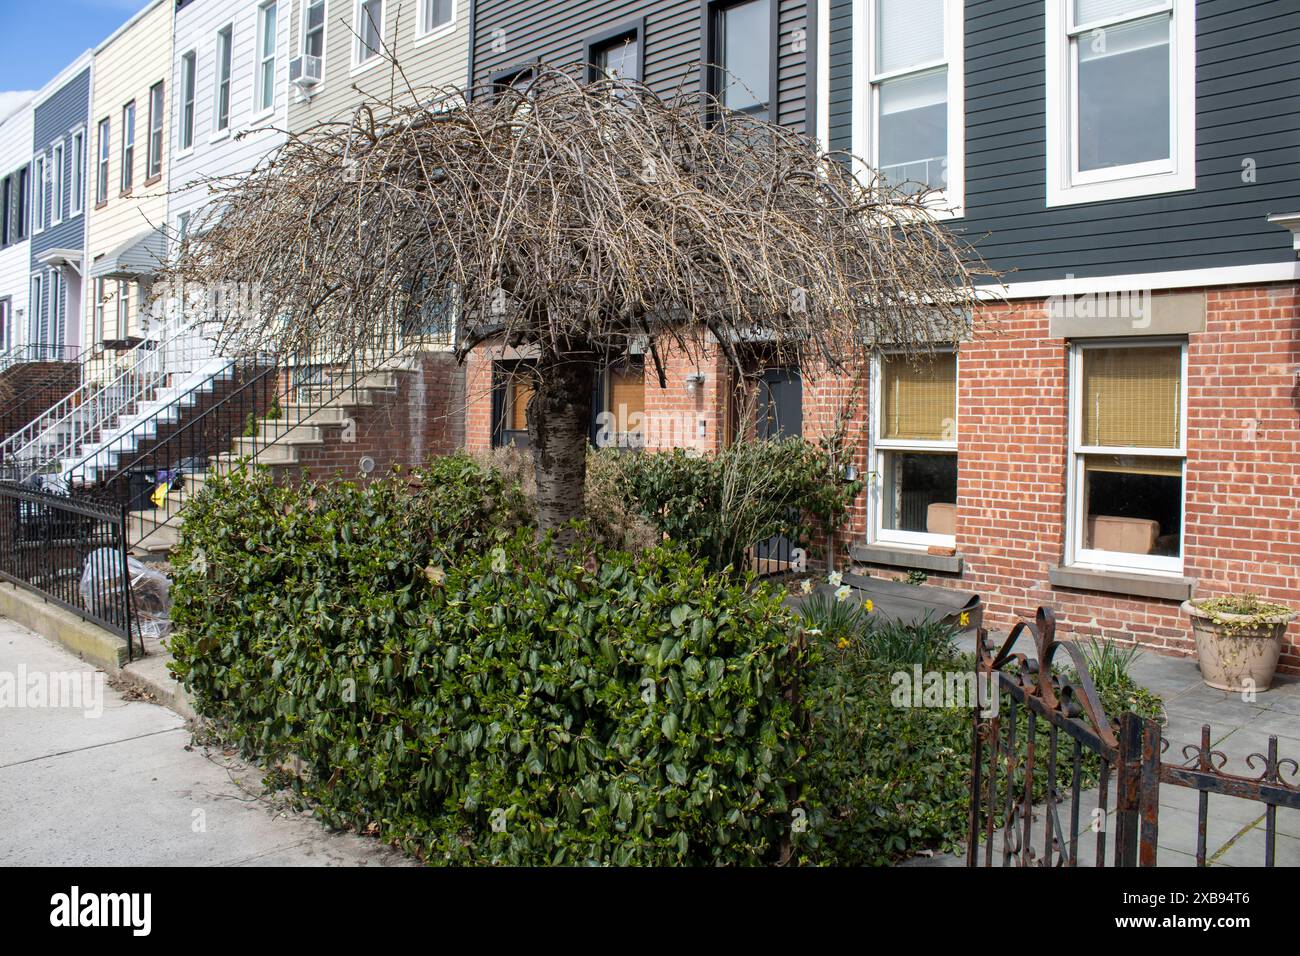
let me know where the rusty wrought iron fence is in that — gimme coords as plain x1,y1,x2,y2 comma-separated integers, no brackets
968,606,1300,867
0,481,140,660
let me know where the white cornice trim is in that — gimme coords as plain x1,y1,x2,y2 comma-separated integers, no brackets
977,261,1300,301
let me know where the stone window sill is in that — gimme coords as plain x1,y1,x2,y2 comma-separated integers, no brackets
850,543,963,575
1048,565,1195,602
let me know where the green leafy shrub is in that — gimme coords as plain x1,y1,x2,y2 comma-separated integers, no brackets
612,438,861,575
169,460,802,865
794,631,971,865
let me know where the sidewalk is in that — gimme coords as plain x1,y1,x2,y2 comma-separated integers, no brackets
0,617,409,866
904,631,1300,866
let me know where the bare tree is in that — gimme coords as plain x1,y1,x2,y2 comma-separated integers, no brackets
164,66,991,542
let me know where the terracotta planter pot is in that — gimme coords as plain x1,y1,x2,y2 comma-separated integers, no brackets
1182,600,1295,692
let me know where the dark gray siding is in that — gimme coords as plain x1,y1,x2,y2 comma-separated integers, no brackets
829,0,1300,284
473,0,811,134
30,67,91,264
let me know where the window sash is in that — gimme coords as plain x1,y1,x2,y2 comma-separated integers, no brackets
148,83,164,179
32,155,45,231
70,131,83,214
96,120,109,203
714,0,771,116
421,0,453,35
305,0,326,58
50,144,63,225
181,53,196,149
258,3,278,112
215,27,233,131
121,103,135,192
860,0,963,209
1069,0,1171,33
1068,11,1174,183
1067,339,1187,572
15,167,27,238
357,0,384,62
595,36,640,82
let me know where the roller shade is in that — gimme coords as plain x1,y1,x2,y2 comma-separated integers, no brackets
1074,0,1158,26
880,352,956,441
1081,346,1181,449
876,0,945,74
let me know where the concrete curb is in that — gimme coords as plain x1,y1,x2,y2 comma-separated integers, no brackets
119,651,196,721
0,583,127,674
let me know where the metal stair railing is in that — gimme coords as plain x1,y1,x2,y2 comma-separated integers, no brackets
0,315,215,482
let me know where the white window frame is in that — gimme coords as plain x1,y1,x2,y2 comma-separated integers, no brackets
1046,0,1195,207
0,297,9,352
70,128,84,215
852,0,965,219
254,1,279,117
178,51,196,153
50,142,64,226
1065,337,1188,575
147,81,165,180
31,153,45,233
120,101,135,193
214,24,234,135
352,0,385,72
416,0,455,44
29,273,44,346
95,118,110,205
868,348,959,550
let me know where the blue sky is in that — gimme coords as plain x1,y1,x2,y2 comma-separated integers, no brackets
0,0,149,107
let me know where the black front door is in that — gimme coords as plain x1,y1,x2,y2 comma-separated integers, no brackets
756,367,802,440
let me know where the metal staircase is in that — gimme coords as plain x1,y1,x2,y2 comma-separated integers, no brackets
0,315,233,485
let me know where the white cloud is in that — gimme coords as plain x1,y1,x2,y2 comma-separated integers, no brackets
0,92,36,123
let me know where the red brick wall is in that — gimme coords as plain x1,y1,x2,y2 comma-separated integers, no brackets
287,351,466,481
461,286,1300,673
848,284,1300,674
0,361,81,442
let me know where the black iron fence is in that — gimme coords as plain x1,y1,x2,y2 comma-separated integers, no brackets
968,607,1300,867
0,481,139,660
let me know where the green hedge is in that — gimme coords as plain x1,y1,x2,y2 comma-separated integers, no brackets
169,457,802,865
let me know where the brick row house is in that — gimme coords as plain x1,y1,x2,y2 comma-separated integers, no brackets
819,0,1300,671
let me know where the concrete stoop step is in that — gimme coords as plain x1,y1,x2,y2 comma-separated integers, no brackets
128,363,414,558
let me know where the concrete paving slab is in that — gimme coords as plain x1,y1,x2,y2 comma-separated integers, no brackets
0,618,410,867
1213,829,1300,867
0,620,183,766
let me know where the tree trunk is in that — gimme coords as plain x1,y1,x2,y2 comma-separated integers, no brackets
528,350,596,547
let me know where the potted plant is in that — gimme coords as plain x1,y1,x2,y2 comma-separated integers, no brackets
1182,594,1297,692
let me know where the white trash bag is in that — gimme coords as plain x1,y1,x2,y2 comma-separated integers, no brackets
80,549,173,643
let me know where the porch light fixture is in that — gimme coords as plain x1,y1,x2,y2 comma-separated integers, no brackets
684,371,706,394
